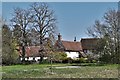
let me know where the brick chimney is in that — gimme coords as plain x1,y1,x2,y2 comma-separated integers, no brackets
58,33,62,41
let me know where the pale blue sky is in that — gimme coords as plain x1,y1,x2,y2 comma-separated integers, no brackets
1,0,120,2
2,2,118,41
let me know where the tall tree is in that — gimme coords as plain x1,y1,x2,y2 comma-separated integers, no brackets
11,8,33,62
87,9,120,63
30,3,57,62
28,28,40,46
2,24,19,65
0,17,2,64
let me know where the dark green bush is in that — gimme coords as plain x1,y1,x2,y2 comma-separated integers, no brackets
72,59,80,63
92,60,97,63
79,57,87,63
62,57,73,63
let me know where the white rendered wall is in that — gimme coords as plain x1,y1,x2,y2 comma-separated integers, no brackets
21,57,48,61
35,57,40,61
29,57,33,60
65,52,79,59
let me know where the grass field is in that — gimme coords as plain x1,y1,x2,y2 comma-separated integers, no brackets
1,63,119,78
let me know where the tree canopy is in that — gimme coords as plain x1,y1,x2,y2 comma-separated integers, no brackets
10,2,58,63
87,9,120,63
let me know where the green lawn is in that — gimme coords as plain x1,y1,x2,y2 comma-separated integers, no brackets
1,63,119,78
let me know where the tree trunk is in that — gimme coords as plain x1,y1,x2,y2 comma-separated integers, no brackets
22,45,25,62
39,35,44,63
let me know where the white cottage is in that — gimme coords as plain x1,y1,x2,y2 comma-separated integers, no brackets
17,34,87,61
55,34,86,59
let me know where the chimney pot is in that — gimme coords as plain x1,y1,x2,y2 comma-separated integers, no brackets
58,33,62,41
74,37,76,42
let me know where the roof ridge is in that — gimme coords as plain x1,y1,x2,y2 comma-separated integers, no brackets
61,40,80,43
81,38,99,40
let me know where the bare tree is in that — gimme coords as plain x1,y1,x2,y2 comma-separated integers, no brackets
87,9,120,63
30,3,57,62
28,28,40,46
11,8,33,62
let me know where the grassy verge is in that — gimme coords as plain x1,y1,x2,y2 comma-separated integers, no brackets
2,63,118,78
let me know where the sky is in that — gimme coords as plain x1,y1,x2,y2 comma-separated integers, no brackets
1,0,120,2
2,2,118,41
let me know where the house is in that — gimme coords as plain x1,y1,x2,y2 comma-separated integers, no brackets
17,46,49,62
17,46,40,61
17,33,99,61
16,38,51,62
80,38,99,54
55,33,86,59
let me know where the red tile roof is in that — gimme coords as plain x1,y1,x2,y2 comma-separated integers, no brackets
18,46,49,57
17,38,99,58
25,46,40,57
61,41,82,51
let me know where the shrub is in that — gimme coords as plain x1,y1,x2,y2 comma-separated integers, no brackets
40,59,49,64
79,57,87,63
99,54,112,63
48,52,67,63
72,58,80,63
92,60,97,63
62,57,73,63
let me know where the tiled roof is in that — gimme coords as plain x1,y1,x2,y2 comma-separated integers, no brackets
61,41,82,51
81,38,99,50
17,38,99,58
25,46,40,57
19,46,48,57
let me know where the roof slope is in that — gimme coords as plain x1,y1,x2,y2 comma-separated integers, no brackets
62,41,82,51
81,38,99,50
19,46,48,57
26,46,40,57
